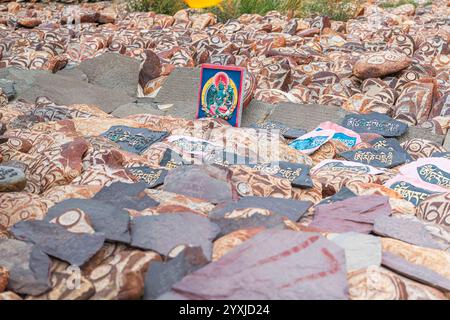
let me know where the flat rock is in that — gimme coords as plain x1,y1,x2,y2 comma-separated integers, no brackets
0,239,51,296
163,165,234,204
0,79,16,100
382,252,450,293
342,113,408,137
159,230,348,300
11,220,105,266
370,137,413,162
329,232,382,272
0,166,26,192
311,195,391,233
101,125,168,155
0,67,134,113
340,147,408,168
373,216,444,250
126,167,168,189
131,213,221,260
92,182,160,211
111,100,166,118
317,187,357,206
248,161,313,188
73,52,141,97
45,198,132,244
143,246,209,300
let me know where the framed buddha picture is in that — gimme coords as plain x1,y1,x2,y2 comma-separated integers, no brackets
196,64,245,127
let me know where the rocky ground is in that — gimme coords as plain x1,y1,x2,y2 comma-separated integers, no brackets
0,0,449,300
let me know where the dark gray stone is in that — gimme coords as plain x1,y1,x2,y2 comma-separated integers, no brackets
101,125,168,155
45,198,131,244
317,187,357,206
431,151,450,159
373,216,444,250
0,239,51,296
388,181,442,206
130,213,221,260
342,112,408,137
370,137,413,162
0,67,134,113
0,79,16,100
340,147,408,168
10,220,105,267
74,52,141,98
163,165,234,204
143,246,209,300
159,148,190,168
126,167,168,189
111,101,166,118
210,214,286,238
0,166,26,192
159,230,348,300
382,252,450,292
248,161,313,188
92,182,159,210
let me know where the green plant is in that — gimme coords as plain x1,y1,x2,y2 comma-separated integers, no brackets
296,0,358,21
379,0,418,8
127,0,187,14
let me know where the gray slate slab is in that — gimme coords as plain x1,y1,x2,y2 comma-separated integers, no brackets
0,67,134,113
0,239,51,296
143,246,209,300
45,198,131,244
73,52,140,98
11,220,105,267
373,216,444,250
131,213,221,260
382,252,450,292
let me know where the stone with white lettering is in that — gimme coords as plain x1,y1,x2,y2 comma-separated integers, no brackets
340,147,408,168
101,126,168,155
342,113,408,137
127,167,168,189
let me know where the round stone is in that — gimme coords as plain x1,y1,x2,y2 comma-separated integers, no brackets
0,166,26,192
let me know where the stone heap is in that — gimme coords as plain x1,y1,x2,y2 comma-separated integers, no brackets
0,0,448,132
0,0,449,300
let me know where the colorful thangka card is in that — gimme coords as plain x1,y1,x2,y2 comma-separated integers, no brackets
196,64,245,127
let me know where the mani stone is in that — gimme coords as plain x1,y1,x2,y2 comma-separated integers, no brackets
127,167,168,189
373,216,444,250
250,121,306,139
11,220,105,267
311,195,391,234
249,161,313,188
159,230,348,300
101,125,168,155
92,182,159,211
342,113,408,137
0,266,7,293
340,147,408,168
329,232,382,272
163,165,233,204
0,239,51,296
0,166,26,192
382,252,450,293
130,213,221,260
45,198,131,244
317,187,357,206
353,50,411,79
143,246,209,300
370,137,413,162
